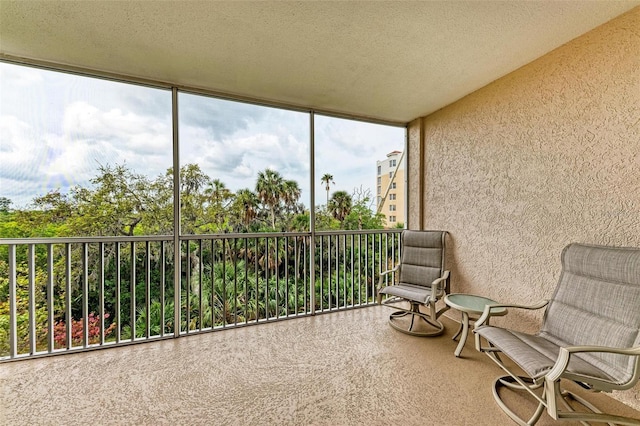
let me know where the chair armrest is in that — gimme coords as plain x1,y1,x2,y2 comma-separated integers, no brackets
546,345,640,383
429,270,450,301
475,299,549,328
377,265,400,289
376,265,400,304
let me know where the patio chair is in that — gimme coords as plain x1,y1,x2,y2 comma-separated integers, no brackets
474,243,640,425
377,230,449,336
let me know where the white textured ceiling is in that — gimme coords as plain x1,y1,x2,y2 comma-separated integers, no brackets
1,1,638,124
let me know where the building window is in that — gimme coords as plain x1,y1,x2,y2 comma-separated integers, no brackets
377,165,381,175
377,196,381,205
389,171,393,178
389,159,396,167
377,186,381,194
389,193,396,200
389,216,396,222
389,204,396,211
391,182,396,189
377,176,381,184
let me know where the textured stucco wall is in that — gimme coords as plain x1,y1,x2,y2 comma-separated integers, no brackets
416,7,640,408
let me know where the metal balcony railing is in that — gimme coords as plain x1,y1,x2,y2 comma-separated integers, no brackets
0,229,401,361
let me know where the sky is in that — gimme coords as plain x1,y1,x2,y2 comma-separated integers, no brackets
0,62,405,210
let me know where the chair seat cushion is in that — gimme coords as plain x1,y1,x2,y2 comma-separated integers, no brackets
475,325,619,384
380,283,432,304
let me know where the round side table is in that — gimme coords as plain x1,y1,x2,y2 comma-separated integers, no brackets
444,293,507,357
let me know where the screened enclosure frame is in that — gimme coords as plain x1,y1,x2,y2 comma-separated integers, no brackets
0,57,408,360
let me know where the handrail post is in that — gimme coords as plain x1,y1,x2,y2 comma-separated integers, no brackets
309,111,316,315
172,87,181,337
8,245,17,358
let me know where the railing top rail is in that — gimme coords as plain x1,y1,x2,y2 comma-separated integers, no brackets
0,235,174,245
315,229,402,236
0,229,403,245
180,231,311,240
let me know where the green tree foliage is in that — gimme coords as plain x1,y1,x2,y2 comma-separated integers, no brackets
0,197,11,213
342,187,385,230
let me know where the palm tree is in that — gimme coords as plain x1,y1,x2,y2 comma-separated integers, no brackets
207,179,232,230
255,168,285,229
232,188,260,230
282,179,301,214
328,190,352,223
320,173,334,206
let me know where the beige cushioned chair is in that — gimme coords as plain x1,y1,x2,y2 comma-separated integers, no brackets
377,230,449,337
474,243,640,425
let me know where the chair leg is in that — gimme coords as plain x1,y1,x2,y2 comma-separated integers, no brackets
386,302,445,337
492,375,640,426
492,376,546,426
553,388,640,425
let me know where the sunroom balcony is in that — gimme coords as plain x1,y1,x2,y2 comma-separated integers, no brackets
2,2,640,422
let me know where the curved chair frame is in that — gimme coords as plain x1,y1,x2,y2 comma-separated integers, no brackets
474,243,640,425
377,230,450,337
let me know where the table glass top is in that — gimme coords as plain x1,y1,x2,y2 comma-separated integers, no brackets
445,293,507,314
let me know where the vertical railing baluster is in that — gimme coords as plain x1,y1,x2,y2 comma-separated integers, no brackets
82,243,89,348
275,236,279,318
343,234,347,308
378,234,383,288
47,244,54,353
211,238,217,329
130,241,136,341
222,238,227,326
145,241,151,338
365,234,377,300
114,241,122,343
28,244,36,354
284,236,289,316
391,232,396,285
265,237,269,319
350,234,354,307
335,235,340,309
254,237,259,322
116,242,121,343
160,241,166,337
292,236,296,316
328,235,331,310
384,233,389,284
303,236,308,314
357,234,362,306
233,238,238,325
99,242,105,345
8,245,17,358
65,243,72,350
244,237,248,324
318,235,323,312
185,241,190,333
198,239,203,331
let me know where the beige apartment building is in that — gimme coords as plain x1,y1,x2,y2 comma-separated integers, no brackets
376,150,405,228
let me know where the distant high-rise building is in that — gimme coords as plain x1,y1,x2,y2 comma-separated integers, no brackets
376,150,405,228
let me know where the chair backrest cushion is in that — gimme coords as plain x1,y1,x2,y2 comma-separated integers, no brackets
541,243,640,385
398,230,447,291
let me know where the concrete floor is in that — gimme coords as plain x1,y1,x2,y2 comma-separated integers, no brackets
1,306,638,425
